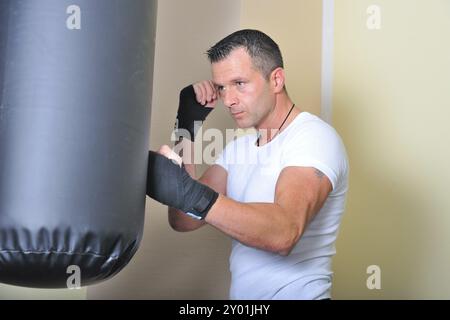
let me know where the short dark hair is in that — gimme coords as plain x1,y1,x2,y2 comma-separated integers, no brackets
206,29,284,80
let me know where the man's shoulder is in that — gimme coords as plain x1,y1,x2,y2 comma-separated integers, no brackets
287,112,341,142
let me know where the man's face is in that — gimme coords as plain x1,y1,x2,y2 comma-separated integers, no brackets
211,47,275,129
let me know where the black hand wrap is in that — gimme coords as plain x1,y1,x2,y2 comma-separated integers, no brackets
174,85,214,141
146,151,219,220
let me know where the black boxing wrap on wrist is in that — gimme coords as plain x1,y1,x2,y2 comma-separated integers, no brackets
174,85,214,141
146,151,219,220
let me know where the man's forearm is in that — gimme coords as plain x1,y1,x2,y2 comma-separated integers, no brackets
205,195,305,255
153,82,217,229
173,138,196,176
167,138,206,231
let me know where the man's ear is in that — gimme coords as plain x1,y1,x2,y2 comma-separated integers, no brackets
270,67,286,93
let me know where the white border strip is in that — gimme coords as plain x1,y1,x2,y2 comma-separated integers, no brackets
321,0,334,124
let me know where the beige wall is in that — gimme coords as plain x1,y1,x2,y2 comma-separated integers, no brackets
0,285,85,300
241,0,323,116
332,0,450,299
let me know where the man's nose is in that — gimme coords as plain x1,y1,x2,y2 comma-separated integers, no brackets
221,87,238,107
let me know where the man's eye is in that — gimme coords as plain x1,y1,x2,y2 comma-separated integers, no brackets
236,81,245,86
217,86,225,91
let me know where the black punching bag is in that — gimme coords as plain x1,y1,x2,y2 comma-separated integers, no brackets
0,0,157,288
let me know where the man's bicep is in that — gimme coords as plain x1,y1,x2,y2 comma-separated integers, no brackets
199,164,227,195
275,166,332,227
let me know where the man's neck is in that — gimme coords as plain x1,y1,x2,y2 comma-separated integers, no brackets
255,97,300,146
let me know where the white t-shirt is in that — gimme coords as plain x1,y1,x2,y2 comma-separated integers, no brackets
215,112,349,300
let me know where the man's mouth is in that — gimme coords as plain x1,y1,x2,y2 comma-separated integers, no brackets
231,111,244,117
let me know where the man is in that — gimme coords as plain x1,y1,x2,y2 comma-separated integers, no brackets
147,29,349,299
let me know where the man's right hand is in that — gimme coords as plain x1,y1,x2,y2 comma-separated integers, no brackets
147,148,219,220
174,81,218,141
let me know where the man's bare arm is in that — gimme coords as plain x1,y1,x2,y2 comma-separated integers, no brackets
204,166,332,255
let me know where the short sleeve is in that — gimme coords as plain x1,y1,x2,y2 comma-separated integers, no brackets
281,121,348,192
